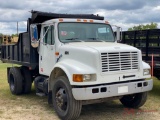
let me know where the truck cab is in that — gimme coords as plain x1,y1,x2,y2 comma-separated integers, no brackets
1,11,153,120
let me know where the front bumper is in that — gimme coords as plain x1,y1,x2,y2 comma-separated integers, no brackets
72,79,153,100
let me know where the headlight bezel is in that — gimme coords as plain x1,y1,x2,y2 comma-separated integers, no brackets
143,69,151,76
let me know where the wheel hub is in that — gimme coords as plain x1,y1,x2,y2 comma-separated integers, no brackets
56,88,67,111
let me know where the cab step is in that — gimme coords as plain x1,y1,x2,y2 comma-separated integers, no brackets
36,92,46,97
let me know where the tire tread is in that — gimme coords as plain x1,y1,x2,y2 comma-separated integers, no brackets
52,76,82,120
120,92,148,108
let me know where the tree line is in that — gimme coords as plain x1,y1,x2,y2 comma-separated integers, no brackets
128,22,158,31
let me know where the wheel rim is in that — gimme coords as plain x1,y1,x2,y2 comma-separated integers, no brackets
55,87,68,112
10,74,15,91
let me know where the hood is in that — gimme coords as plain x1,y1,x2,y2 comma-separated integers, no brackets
59,42,141,75
64,42,139,53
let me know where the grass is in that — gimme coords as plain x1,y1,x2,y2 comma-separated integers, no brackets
0,62,59,120
0,62,160,120
150,77,160,97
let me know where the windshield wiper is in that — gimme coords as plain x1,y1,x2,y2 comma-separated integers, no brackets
65,38,79,40
87,37,99,40
68,40,84,42
85,40,104,42
64,38,83,42
86,38,105,42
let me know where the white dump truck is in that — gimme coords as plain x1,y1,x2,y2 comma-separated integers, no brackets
0,11,153,120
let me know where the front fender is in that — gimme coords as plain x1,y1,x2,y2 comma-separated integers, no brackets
142,61,150,69
51,59,96,85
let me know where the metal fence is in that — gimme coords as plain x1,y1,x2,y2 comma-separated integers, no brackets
121,29,160,63
121,29,160,78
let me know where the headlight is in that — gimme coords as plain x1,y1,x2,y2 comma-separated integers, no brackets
73,74,95,82
83,74,91,81
143,69,150,75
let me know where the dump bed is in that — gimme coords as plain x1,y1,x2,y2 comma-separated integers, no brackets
0,19,39,69
0,11,104,68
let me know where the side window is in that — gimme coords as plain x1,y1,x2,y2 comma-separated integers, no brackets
43,25,55,45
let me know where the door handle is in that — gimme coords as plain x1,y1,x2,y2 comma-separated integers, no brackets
41,56,42,60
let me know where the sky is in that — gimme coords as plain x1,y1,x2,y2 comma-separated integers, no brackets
0,0,160,34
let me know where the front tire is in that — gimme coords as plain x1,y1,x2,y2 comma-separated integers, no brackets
120,92,148,108
52,76,82,120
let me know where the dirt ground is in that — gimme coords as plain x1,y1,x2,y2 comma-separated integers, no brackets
0,94,160,120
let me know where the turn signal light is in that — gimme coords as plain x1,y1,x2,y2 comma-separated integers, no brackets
73,74,83,82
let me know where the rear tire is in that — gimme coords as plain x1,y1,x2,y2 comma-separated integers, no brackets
21,66,32,94
52,76,82,120
9,67,23,95
120,92,148,108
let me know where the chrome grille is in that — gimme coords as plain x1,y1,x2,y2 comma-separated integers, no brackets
101,52,139,72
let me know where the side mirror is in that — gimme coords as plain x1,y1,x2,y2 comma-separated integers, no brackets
116,26,122,43
30,24,39,48
112,25,122,43
116,27,120,41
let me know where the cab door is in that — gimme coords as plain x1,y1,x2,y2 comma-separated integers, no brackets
39,25,56,76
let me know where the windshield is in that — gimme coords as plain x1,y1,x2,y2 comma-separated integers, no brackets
58,22,115,43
